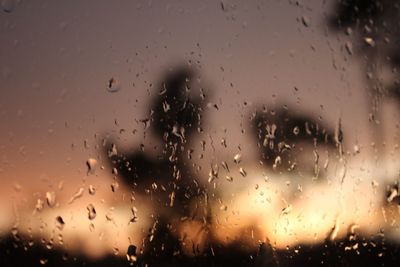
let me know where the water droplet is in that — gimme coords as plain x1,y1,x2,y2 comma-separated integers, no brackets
345,42,353,55
129,207,138,223
111,181,119,192
126,244,137,263
86,158,97,175
68,187,84,204
387,186,398,203
87,204,96,220
46,192,56,208
108,143,118,157
221,138,227,148
88,185,96,195
107,77,121,93
364,37,375,47
233,154,241,164
221,161,230,172
281,204,292,215
1,0,15,13
56,216,65,230
301,15,310,27
239,167,247,177
169,191,175,207
35,198,44,212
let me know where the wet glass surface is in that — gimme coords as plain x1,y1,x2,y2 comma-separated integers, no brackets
1,1,400,266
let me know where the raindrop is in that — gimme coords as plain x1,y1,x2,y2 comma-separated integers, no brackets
46,192,56,208
107,77,121,93
387,186,398,203
234,154,241,164
111,181,119,192
88,185,96,195
169,191,175,207
87,204,96,220
126,244,137,263
225,175,233,182
239,167,247,177
56,216,65,231
1,0,15,13
86,158,97,175
108,143,118,157
68,187,84,204
345,42,353,55
301,15,310,27
221,138,227,148
364,37,375,47
221,161,230,172
35,199,44,212
129,207,138,223
281,204,292,215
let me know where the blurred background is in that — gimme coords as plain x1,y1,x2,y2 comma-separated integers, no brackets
1,0,400,266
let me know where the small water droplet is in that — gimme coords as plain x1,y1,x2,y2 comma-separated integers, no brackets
35,198,44,213
364,37,375,47
88,185,96,195
281,204,292,215
46,192,56,208
234,154,241,164
225,175,233,182
111,181,119,192
107,77,121,93
345,42,353,55
292,126,300,136
2,0,15,13
129,207,138,223
301,15,310,27
56,216,65,230
108,143,118,157
87,204,96,220
169,191,175,207
68,187,84,204
86,158,97,175
239,167,247,177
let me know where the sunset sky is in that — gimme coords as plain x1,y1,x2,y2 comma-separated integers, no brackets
1,0,399,260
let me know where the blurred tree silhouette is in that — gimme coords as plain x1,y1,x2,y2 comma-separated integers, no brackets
252,107,335,174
